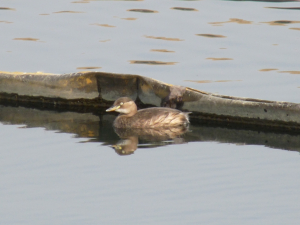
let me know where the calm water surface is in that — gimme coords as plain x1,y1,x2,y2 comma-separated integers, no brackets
1,0,300,224
0,105,300,224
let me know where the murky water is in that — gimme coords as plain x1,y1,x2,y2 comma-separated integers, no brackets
1,0,300,224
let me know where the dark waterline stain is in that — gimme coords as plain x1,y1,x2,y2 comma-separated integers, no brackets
171,7,198,11
144,35,183,41
129,60,177,65
196,34,226,38
127,9,158,13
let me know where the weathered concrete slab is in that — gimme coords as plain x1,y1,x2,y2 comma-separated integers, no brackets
0,71,300,129
0,71,99,99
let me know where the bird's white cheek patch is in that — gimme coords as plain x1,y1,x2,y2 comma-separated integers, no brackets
116,108,130,114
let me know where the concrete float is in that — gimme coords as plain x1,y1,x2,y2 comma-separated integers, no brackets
0,71,300,131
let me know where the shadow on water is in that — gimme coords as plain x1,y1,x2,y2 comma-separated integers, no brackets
1,102,300,155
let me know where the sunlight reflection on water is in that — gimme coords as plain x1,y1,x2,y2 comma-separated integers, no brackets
1,0,300,102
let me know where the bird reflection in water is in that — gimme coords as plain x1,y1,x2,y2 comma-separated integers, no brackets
111,126,189,156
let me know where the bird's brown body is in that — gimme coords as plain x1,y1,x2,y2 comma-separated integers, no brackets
106,97,190,128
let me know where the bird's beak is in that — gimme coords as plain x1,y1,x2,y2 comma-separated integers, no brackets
106,105,120,112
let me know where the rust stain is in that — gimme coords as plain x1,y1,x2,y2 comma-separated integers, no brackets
290,28,300,31
144,35,183,41
85,78,93,84
87,130,95,137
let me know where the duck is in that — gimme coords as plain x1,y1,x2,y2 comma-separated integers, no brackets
106,97,190,128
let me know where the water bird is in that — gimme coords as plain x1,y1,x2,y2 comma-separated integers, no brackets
106,97,190,128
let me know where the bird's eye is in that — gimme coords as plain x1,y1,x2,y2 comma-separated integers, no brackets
120,102,123,105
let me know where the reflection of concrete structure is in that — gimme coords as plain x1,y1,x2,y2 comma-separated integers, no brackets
1,71,300,130
0,104,299,153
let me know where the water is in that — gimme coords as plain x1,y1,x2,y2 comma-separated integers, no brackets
1,0,300,101
1,104,300,224
1,0,300,224
1,123,300,224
